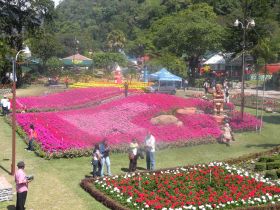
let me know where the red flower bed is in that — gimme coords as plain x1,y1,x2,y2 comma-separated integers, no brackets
93,163,280,209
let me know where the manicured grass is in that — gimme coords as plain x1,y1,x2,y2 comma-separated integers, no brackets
0,86,279,210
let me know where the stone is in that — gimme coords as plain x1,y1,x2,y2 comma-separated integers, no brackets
0,176,13,202
151,115,183,126
176,107,197,115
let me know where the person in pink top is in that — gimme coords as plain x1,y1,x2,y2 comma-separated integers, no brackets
15,161,29,210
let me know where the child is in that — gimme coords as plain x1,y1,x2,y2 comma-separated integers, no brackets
92,144,102,177
27,124,37,151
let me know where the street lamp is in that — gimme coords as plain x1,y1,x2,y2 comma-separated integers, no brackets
234,19,255,119
11,45,31,175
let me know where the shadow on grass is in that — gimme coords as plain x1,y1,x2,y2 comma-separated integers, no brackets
7,205,15,210
246,143,280,149
121,167,146,172
0,165,11,175
262,115,280,124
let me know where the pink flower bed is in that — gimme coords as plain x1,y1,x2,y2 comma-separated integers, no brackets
16,87,123,111
16,94,222,154
229,111,261,131
15,94,260,157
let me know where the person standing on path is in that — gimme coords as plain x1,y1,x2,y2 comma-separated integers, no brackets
1,95,9,116
124,82,128,97
92,144,102,177
128,138,139,172
145,131,156,171
99,138,112,176
15,161,30,210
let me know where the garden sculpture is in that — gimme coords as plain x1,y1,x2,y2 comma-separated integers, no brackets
213,84,224,115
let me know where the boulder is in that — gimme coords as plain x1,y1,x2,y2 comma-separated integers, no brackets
151,115,183,126
177,107,197,115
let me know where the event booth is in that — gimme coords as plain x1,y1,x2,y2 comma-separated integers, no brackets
149,68,182,87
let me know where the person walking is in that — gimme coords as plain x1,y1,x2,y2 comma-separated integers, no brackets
184,79,189,91
203,80,209,95
145,131,156,171
124,82,128,97
128,138,139,172
27,124,37,151
92,144,102,177
1,95,9,116
64,76,69,88
99,138,112,176
15,161,31,210
224,84,230,103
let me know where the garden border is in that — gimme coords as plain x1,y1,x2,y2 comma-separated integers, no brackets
81,160,280,210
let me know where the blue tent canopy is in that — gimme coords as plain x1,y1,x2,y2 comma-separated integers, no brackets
149,68,182,81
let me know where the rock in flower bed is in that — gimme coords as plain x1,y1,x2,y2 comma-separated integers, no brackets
16,87,124,111
81,162,280,210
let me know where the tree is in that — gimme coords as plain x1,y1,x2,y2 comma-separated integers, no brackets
30,33,63,73
106,30,126,52
149,3,224,85
93,52,127,69
46,56,63,76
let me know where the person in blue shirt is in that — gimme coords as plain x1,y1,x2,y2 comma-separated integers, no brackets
99,138,112,177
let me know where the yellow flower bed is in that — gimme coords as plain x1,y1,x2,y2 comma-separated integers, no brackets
70,81,151,90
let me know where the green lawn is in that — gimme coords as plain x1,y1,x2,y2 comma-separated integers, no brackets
0,101,279,209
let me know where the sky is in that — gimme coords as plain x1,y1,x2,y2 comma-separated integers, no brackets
52,0,61,7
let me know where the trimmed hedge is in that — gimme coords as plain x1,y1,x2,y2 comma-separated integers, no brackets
255,162,267,171
265,170,278,180
266,161,280,170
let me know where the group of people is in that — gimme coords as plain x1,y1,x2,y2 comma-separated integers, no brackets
1,95,11,116
92,131,156,177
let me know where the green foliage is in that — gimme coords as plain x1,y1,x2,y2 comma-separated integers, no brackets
106,30,126,52
148,53,187,78
254,162,267,171
46,57,63,76
93,52,127,69
266,161,280,170
264,170,278,179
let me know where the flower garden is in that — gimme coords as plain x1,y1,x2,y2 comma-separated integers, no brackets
16,87,124,111
81,162,280,210
14,87,261,158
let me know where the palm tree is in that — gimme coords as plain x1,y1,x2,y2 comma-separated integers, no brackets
106,30,126,52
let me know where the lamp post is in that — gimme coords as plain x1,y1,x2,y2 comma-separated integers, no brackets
11,46,31,175
234,18,255,119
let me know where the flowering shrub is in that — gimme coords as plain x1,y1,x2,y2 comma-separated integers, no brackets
16,94,223,156
16,87,123,111
229,111,261,131
91,162,280,210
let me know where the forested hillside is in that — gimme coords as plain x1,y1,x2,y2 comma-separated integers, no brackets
1,0,280,81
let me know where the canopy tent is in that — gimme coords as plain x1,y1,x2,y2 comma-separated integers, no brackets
261,63,280,74
62,53,93,66
149,68,182,81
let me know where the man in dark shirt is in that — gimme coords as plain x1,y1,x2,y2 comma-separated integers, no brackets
99,138,112,176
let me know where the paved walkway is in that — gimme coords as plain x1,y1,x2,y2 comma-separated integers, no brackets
177,88,280,99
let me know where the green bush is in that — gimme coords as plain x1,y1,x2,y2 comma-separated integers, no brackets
255,162,267,171
259,156,275,162
264,170,278,180
266,161,280,170
276,169,280,178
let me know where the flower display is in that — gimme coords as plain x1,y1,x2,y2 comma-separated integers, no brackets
229,111,261,131
70,81,150,90
92,162,280,209
16,87,123,111
15,93,260,157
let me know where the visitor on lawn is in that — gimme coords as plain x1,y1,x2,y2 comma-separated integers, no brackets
1,95,10,116
124,82,128,97
99,138,112,176
145,131,156,171
15,161,31,210
27,124,37,151
92,144,102,177
128,138,139,172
